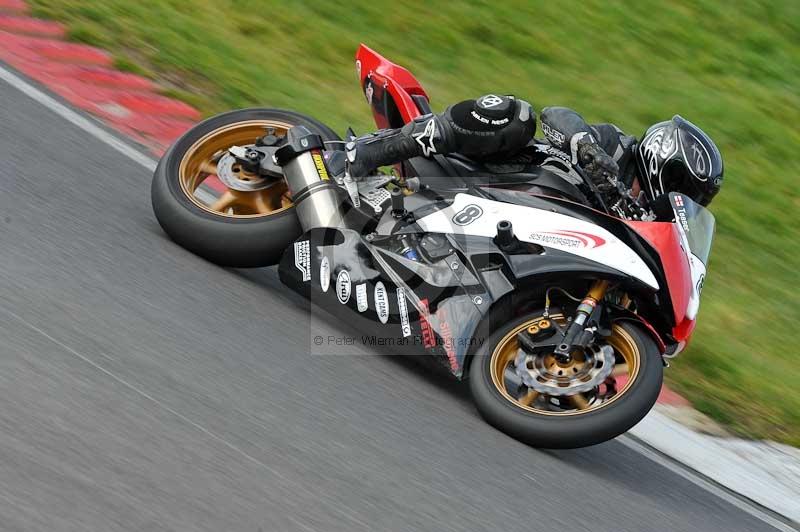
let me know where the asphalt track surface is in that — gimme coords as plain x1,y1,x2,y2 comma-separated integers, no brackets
0,72,787,532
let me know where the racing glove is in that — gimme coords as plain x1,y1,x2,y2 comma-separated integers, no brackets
576,138,619,189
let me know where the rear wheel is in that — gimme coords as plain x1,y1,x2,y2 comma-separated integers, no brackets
151,108,340,267
469,313,663,448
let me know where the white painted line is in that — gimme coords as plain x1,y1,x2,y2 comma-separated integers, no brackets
0,63,158,172
1,59,796,531
0,63,219,205
618,434,798,532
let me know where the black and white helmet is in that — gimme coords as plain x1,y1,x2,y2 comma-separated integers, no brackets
635,115,723,206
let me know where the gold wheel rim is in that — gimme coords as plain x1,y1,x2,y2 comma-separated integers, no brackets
178,119,295,218
489,314,641,416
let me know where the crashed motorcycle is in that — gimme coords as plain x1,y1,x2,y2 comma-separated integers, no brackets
151,45,715,448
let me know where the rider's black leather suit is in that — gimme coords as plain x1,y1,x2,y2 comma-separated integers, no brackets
539,106,638,188
346,94,638,192
345,94,536,176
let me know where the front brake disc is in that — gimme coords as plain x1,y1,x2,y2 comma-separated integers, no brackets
514,344,615,397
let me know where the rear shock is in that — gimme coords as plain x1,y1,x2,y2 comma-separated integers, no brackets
274,126,345,230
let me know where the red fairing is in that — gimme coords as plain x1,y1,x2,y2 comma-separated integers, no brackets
672,316,696,343
626,221,692,325
356,44,428,125
623,315,667,353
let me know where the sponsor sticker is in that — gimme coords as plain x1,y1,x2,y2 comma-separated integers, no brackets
396,288,411,338
356,283,368,312
437,307,459,372
336,270,351,304
672,195,691,231
419,298,436,348
311,151,329,180
676,207,690,232
320,256,330,292
293,241,311,282
374,282,389,324
528,230,606,249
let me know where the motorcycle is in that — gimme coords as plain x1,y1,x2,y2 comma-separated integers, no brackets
151,44,715,448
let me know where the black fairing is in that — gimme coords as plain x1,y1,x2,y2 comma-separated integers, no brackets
279,227,487,378
477,188,678,331
403,155,589,204
278,185,674,378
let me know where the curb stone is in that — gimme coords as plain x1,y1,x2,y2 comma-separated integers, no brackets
0,1,197,155
631,406,800,524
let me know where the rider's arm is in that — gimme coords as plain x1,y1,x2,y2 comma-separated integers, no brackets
346,95,535,177
589,123,639,187
540,106,619,185
540,107,597,162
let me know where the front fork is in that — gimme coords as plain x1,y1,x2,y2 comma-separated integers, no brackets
553,280,610,363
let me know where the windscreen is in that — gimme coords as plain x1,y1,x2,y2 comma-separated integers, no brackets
670,192,715,264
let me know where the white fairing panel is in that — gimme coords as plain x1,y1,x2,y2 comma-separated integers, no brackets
675,218,706,320
684,253,706,320
416,194,659,289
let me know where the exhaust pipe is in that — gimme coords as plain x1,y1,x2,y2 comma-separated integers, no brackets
274,126,344,230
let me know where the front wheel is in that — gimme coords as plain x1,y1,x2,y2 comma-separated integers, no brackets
151,108,341,267
469,313,663,448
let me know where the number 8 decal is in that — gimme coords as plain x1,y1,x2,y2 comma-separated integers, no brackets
452,204,484,226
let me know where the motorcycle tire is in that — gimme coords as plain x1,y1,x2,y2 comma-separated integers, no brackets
469,314,663,449
151,108,341,268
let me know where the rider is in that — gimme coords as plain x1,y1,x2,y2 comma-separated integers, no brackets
345,94,724,216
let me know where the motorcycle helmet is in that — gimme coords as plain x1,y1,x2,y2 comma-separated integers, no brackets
635,115,723,206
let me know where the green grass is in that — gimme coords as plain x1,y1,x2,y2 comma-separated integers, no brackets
28,0,800,445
